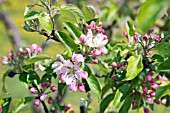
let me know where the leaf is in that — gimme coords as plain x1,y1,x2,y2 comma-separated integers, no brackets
0,97,11,113
100,93,114,113
2,70,9,94
59,9,78,23
55,30,78,52
155,81,170,101
58,82,66,96
157,42,170,58
64,22,82,43
38,12,53,33
158,59,170,73
113,83,132,108
87,74,102,99
14,97,34,113
25,54,51,65
24,4,36,16
151,54,164,62
61,4,84,20
82,5,95,22
24,11,40,21
126,21,135,37
124,55,143,80
137,0,170,33
41,73,52,83
119,95,133,113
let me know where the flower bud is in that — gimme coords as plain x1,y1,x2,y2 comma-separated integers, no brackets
142,92,146,97
50,86,57,92
149,71,155,76
123,32,128,37
145,97,154,104
80,34,88,44
80,71,88,80
98,22,102,26
149,92,156,97
145,75,152,82
134,34,140,40
100,48,108,55
143,34,149,40
118,62,123,67
84,23,89,28
40,93,48,101
69,80,77,92
25,48,31,54
156,100,161,104
46,82,51,87
151,84,158,91
90,21,96,29
156,75,162,80
41,83,46,87
48,99,53,104
64,104,72,111
143,87,148,93
30,87,38,94
164,12,169,17
31,44,37,50
150,78,155,83
100,29,105,34
37,46,42,53
112,75,116,80
92,59,98,64
111,62,117,68
72,54,85,63
69,110,75,113
132,101,138,107
161,98,167,105
93,49,101,56
78,83,85,92
144,108,150,113
34,99,40,107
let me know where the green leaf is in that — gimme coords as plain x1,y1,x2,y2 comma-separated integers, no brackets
113,83,132,108
64,22,82,43
60,9,78,23
157,42,170,58
124,55,143,80
25,54,51,65
19,71,40,88
100,93,114,113
38,12,53,33
14,97,34,113
41,73,52,83
82,5,95,22
155,81,170,101
151,54,164,62
24,4,36,16
55,30,78,52
158,60,170,73
119,95,133,113
2,70,9,94
24,11,40,21
137,0,170,33
126,21,135,37
0,97,11,113
87,74,102,99
58,82,66,96
61,4,84,20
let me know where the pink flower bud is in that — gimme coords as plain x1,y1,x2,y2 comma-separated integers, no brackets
80,34,88,44
150,78,155,83
123,32,128,37
143,34,149,40
25,48,31,54
149,92,156,97
98,22,102,26
48,99,53,104
93,49,101,56
145,75,152,82
112,75,116,80
156,100,161,104
100,29,105,34
134,34,140,40
72,54,84,63
31,44,37,50
37,46,42,53
90,21,96,29
144,108,150,113
34,99,40,107
1,56,8,65
8,56,12,60
143,87,148,93
69,110,75,113
40,93,48,101
118,63,123,67
69,80,77,92
157,75,162,80
92,59,98,64
111,62,117,68
161,98,167,105
149,71,155,76
30,87,38,94
100,48,108,55
78,83,85,92
80,71,88,80
155,36,162,42
0,105,2,112
151,84,158,91
41,83,46,87
84,23,89,28
50,86,57,92
132,101,138,107
142,92,146,97
64,104,72,111
162,76,169,82
145,97,154,104
46,82,51,87
164,12,168,17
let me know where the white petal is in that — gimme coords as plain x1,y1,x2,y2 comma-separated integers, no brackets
65,74,74,85
65,60,73,68
51,62,61,69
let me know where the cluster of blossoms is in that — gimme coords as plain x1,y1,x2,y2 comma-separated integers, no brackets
1,44,42,65
52,54,88,92
80,21,108,64
30,82,57,107
64,104,74,113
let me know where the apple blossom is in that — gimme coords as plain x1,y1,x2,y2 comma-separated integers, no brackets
30,87,38,94
40,93,48,101
34,99,40,107
78,83,85,92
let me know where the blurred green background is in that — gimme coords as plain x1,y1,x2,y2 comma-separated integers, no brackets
0,0,170,113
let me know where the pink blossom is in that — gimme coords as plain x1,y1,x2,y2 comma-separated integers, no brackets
134,34,140,40
144,108,150,113
145,97,154,104
132,101,138,107
123,31,128,37
98,22,102,26
50,86,57,92
151,84,158,91
157,75,162,80
34,99,40,107
90,21,96,29
93,49,101,56
112,75,116,80
100,48,108,55
64,104,72,111
145,75,152,82
164,12,168,17
161,98,167,105
76,70,88,80
60,73,67,83
143,34,149,40
149,71,155,76
46,82,51,87
84,23,89,28
25,48,31,54
40,93,48,101
30,87,38,94
143,87,148,93
80,34,88,44
92,59,98,64
48,99,53,104
156,100,161,104
0,105,2,112
1,56,8,65
112,62,117,68
37,46,42,53
72,54,84,63
149,92,156,97
78,83,85,92
31,44,37,50
142,92,146,97
118,63,123,67
69,80,77,92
